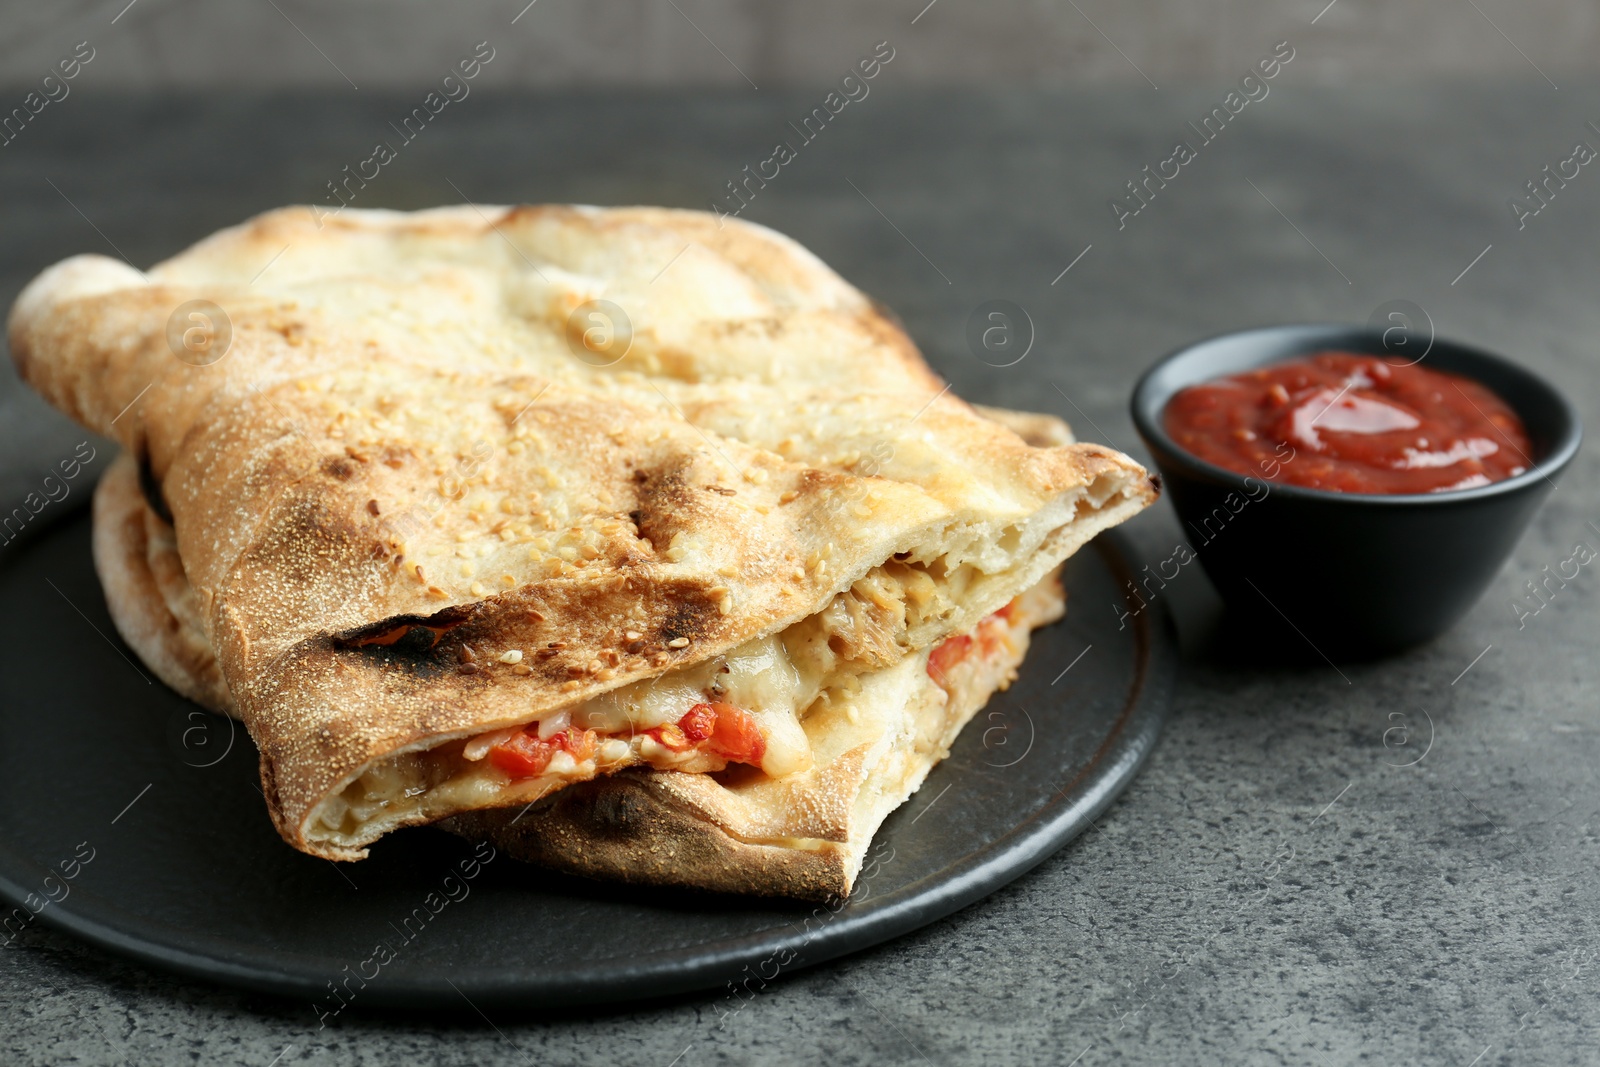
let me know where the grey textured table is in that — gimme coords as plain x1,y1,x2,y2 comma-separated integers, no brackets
2,82,1598,1066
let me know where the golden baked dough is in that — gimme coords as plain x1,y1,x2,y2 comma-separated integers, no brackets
94,450,1063,900
9,204,1156,867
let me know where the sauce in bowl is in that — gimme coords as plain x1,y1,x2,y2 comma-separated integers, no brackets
1163,351,1533,493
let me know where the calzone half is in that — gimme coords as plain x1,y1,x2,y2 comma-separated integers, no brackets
8,205,1156,899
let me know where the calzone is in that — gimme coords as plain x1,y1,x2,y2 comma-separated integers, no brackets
8,205,1156,899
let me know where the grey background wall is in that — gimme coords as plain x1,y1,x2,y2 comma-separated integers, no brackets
0,0,1592,89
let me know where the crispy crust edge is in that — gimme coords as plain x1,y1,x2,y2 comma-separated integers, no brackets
91,453,235,715
443,770,853,903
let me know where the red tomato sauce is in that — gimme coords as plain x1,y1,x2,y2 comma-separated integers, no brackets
485,701,767,780
1163,352,1533,494
926,601,1017,689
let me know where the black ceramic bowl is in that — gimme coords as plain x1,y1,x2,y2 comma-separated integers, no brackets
1130,324,1582,657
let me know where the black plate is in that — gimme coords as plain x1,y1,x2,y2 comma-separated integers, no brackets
0,505,1173,1010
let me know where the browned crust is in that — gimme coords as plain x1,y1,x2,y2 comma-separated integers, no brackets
11,204,1157,861
92,415,1068,901
443,771,852,902
444,572,1065,903
91,453,234,714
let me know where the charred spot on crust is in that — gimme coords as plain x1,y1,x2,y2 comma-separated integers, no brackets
252,492,373,586
588,777,649,834
322,455,358,481
392,626,450,657
1148,472,1163,493
795,467,836,494
628,462,694,546
332,606,474,674
658,585,719,646
137,453,174,526
335,606,473,647
710,762,765,789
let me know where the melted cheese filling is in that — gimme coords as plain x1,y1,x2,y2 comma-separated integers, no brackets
310,552,1040,846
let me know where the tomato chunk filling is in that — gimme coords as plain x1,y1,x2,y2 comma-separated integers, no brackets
487,726,599,778
643,701,767,764
927,599,1018,689
486,702,767,780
